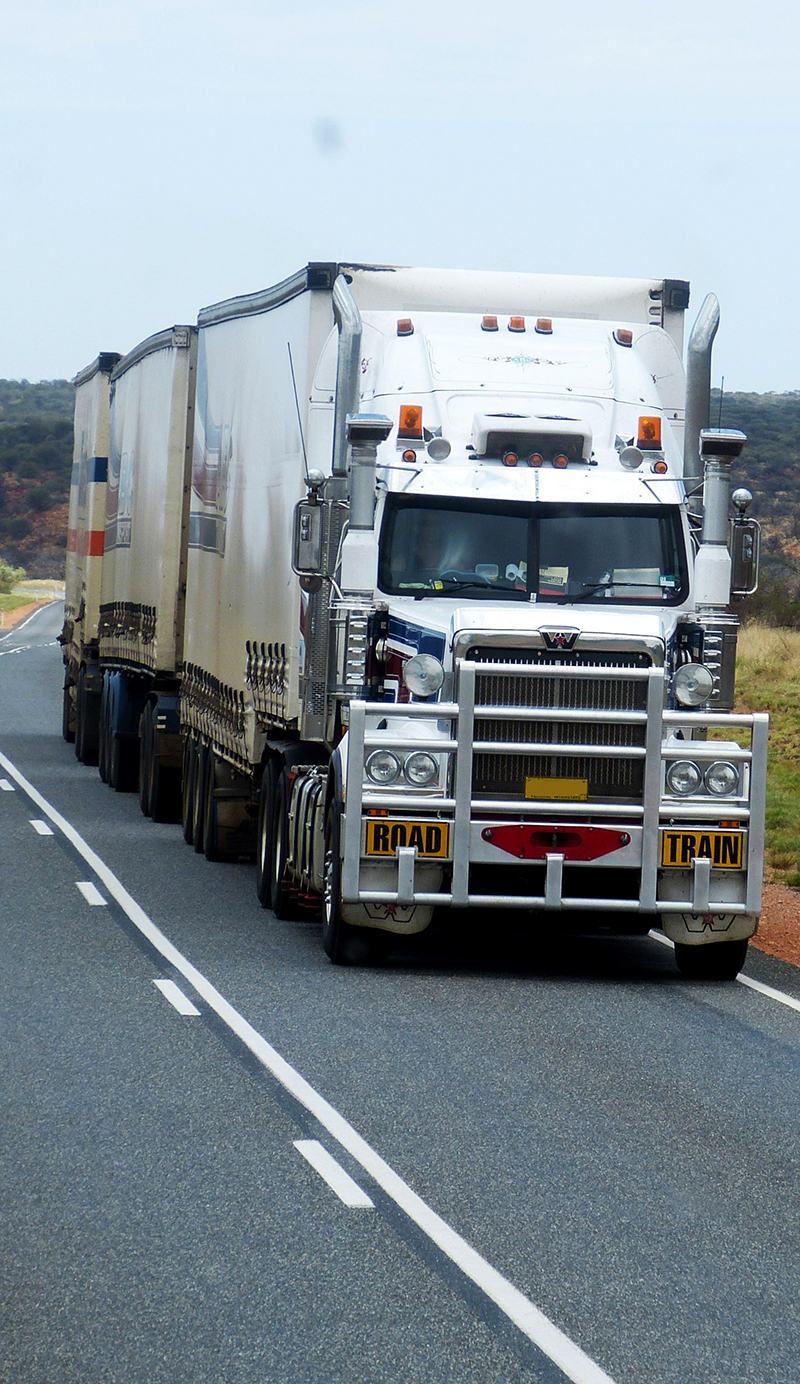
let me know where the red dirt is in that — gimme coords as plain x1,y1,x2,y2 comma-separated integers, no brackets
0,599,54,631
753,879,800,967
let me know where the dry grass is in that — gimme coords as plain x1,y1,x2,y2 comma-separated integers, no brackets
736,623,800,887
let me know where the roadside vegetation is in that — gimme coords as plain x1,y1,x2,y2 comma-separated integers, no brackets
736,623,800,887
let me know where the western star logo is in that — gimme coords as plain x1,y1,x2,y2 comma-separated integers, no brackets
542,629,579,651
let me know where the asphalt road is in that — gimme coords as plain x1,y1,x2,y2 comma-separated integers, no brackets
2,603,800,1384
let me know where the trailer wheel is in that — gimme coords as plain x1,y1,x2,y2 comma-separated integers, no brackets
321,801,390,966
192,742,208,853
75,666,100,767
202,750,222,862
61,679,75,744
139,702,154,816
181,735,196,844
674,939,748,981
98,685,109,783
256,758,280,908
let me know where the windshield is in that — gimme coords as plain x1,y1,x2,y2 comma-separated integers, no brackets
378,497,688,604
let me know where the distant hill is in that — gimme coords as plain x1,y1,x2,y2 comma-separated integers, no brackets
0,380,74,578
1,378,798,620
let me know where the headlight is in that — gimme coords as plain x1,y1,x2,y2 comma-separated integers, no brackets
402,654,445,698
403,751,438,787
704,761,740,796
366,750,401,785
673,662,714,707
666,760,702,795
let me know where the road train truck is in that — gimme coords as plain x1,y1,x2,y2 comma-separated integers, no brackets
64,263,767,977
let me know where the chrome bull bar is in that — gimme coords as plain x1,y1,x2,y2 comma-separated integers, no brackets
342,659,768,917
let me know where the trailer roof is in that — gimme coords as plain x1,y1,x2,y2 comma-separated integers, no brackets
110,326,195,381
73,352,122,387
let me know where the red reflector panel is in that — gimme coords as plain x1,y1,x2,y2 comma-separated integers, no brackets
481,823,631,861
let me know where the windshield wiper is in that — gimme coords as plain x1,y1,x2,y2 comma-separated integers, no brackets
549,580,667,604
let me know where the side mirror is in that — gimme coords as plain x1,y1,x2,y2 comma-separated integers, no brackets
730,518,760,597
292,500,323,577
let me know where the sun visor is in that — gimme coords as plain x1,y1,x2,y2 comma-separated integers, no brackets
471,414,592,462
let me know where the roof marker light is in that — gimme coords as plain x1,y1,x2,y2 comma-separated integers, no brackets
651,459,669,474
614,328,633,346
528,453,544,467
481,315,499,331
637,415,662,449
535,318,553,334
552,454,569,469
396,318,414,336
502,450,519,467
509,316,525,332
398,404,423,439
402,449,417,463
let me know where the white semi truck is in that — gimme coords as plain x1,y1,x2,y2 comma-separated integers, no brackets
65,263,767,978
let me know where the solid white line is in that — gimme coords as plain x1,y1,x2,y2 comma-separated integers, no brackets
76,880,107,906
153,978,201,1016
737,973,800,1013
294,1139,374,1208
649,930,800,1011
29,818,54,836
0,747,615,1384
0,778,13,791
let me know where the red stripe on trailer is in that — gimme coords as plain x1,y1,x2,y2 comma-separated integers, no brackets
78,530,105,557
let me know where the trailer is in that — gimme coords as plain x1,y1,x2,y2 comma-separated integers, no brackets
69,263,768,979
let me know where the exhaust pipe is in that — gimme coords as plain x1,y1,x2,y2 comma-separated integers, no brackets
683,293,720,517
332,275,363,478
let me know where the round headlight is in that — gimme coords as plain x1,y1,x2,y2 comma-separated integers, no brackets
666,760,702,796
366,750,401,785
403,751,438,787
673,662,714,707
402,654,445,698
704,761,740,797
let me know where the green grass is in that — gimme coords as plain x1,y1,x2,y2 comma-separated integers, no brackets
0,592,35,614
735,625,800,887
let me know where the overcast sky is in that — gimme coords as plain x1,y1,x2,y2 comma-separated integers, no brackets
1,0,798,390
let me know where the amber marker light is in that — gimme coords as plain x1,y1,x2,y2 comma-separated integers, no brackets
481,315,499,331
535,318,553,334
614,328,633,346
528,453,544,467
637,415,662,450
651,460,669,474
502,450,519,467
396,318,414,336
509,316,525,332
398,404,424,439
552,454,569,469
402,449,417,463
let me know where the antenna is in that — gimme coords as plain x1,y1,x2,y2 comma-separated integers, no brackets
717,375,724,428
287,343,310,484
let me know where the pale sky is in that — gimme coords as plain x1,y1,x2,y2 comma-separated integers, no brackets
1,0,798,391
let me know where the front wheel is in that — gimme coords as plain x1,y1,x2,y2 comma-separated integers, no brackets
321,800,390,965
674,939,748,981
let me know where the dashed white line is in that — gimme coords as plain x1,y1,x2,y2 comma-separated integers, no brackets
294,1139,374,1208
153,978,201,1016
76,880,107,906
0,778,14,791
29,818,54,836
0,745,617,1384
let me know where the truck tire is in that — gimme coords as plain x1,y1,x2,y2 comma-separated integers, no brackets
321,800,390,966
75,666,100,767
98,687,110,783
192,742,208,853
181,735,196,844
139,702,154,816
62,679,75,744
256,758,280,908
270,770,302,919
109,731,137,793
202,749,221,862
674,939,748,981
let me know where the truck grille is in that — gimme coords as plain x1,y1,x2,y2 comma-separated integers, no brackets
466,647,651,802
